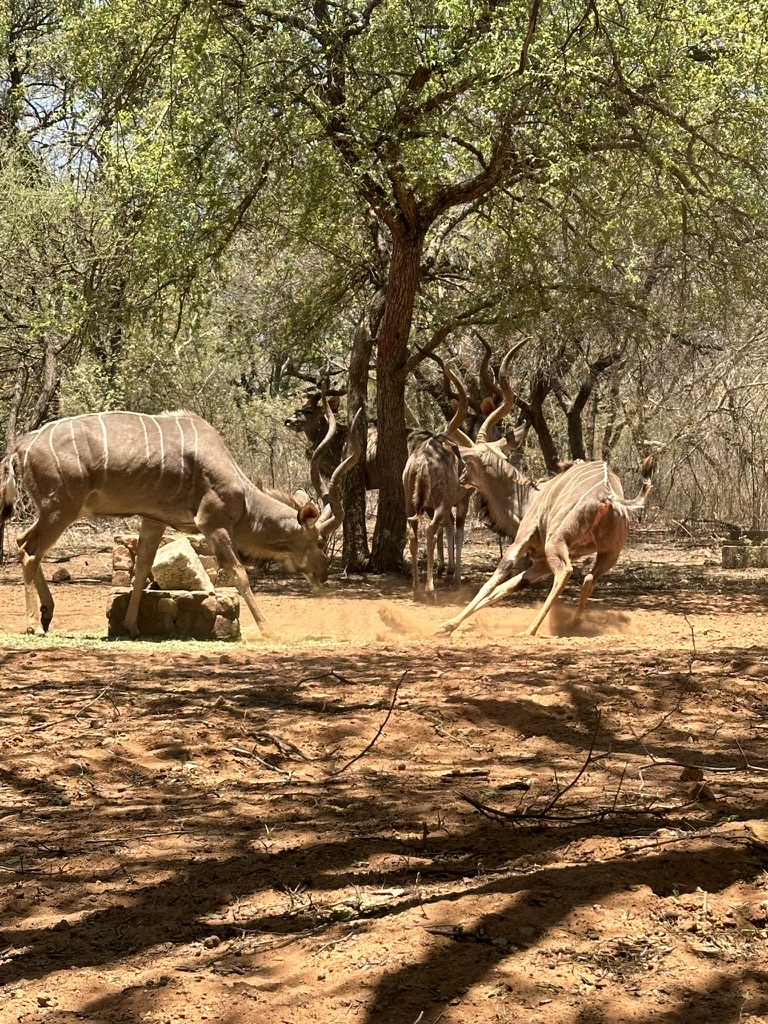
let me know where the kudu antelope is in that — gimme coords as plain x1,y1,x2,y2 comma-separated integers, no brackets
285,385,424,492
446,341,532,541
438,455,655,636
416,340,512,445
0,408,359,638
284,389,352,485
403,392,472,600
462,337,523,446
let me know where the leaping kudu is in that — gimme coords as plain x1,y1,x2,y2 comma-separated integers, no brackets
438,455,655,636
0,407,360,638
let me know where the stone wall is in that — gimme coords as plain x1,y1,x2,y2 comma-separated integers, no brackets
107,588,241,640
112,533,228,587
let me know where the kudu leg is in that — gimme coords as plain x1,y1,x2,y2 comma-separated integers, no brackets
124,518,167,638
435,527,445,577
440,512,456,587
452,519,462,585
407,516,422,598
516,540,575,636
16,511,76,635
572,548,621,625
424,514,441,599
200,525,274,637
453,493,470,587
437,543,542,633
522,570,572,635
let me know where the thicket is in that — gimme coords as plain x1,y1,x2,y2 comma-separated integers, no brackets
3,2,768,560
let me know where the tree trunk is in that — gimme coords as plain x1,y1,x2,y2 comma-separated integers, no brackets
565,351,624,460
342,305,377,570
369,234,422,572
520,372,561,472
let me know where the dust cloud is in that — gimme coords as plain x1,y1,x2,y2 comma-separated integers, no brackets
453,601,639,640
241,593,640,646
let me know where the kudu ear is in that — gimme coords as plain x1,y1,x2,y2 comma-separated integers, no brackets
452,428,475,448
297,502,320,529
479,396,495,416
328,396,341,412
504,422,529,452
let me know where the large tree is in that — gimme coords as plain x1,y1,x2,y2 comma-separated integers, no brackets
204,0,768,568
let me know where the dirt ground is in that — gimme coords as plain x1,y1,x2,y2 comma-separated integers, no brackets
1,525,768,1024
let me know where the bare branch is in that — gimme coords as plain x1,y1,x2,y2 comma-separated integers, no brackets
328,670,407,775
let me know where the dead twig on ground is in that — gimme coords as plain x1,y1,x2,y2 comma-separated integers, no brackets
297,669,358,686
618,820,768,857
231,746,293,778
638,741,768,779
24,686,115,734
538,711,610,816
459,791,675,826
460,712,677,826
82,829,189,844
328,671,408,776
249,730,314,761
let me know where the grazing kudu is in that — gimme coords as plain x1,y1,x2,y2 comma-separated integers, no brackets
438,455,655,636
403,393,471,600
0,409,359,638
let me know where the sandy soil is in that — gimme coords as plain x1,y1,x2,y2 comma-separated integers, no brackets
1,528,767,1024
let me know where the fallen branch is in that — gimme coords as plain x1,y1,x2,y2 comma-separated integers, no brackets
638,741,768,779
24,686,115,734
328,671,407,776
231,746,293,777
297,669,358,686
459,711,672,826
249,730,314,761
538,710,609,816
459,791,675,826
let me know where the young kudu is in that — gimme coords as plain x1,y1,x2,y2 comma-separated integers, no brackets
403,432,469,600
438,455,655,636
0,407,359,638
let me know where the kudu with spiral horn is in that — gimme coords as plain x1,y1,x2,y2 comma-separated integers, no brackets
0,407,360,638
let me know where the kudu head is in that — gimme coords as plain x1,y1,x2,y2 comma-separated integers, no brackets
444,343,534,526
284,387,344,441
434,337,510,442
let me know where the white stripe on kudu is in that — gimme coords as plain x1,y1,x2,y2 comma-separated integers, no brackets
97,414,109,474
0,406,361,640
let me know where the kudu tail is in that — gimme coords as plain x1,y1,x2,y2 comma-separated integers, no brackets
0,453,18,525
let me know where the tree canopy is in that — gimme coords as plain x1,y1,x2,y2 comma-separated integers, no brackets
4,1,768,554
